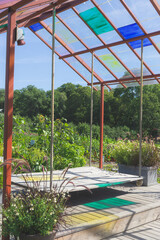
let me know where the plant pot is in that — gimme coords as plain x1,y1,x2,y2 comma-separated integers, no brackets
118,164,157,186
19,231,56,240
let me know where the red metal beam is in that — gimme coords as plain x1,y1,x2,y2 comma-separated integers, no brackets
150,0,160,16
0,0,19,10
40,20,111,89
28,26,97,91
59,30,160,58
24,0,88,27
99,84,104,169
2,7,16,240
89,73,160,85
17,0,68,25
56,15,126,88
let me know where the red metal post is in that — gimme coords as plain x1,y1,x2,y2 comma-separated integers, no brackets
99,84,104,169
3,7,16,209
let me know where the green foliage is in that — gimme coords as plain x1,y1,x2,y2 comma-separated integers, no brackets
12,116,86,171
110,140,160,167
53,119,86,169
0,163,3,189
1,84,160,134
2,173,69,237
0,89,5,112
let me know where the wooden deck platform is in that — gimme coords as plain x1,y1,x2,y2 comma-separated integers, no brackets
2,167,160,239
108,219,160,240
11,167,143,192
55,183,160,240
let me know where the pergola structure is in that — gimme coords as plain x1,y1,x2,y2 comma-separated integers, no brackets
0,1,160,238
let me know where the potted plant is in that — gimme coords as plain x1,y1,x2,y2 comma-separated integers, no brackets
0,160,72,240
110,140,160,186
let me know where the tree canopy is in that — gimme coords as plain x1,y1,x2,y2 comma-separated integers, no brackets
0,83,160,134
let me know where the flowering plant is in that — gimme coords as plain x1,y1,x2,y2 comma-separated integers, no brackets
110,140,160,167
1,160,71,239
2,185,69,238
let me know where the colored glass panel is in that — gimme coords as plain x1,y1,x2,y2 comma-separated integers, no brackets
80,7,114,35
84,197,136,210
30,23,43,32
0,24,7,29
99,54,125,72
118,23,152,49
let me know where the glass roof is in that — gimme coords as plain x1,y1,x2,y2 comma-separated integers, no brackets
0,0,160,89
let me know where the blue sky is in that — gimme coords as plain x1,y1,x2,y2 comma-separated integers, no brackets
0,27,86,91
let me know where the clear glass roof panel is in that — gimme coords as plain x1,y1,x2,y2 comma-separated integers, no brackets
97,0,134,28
75,0,94,12
110,44,150,77
55,18,86,52
93,58,115,82
79,52,92,68
135,45,160,75
55,40,71,56
125,0,160,32
36,27,52,45
151,35,160,49
125,82,140,88
99,30,122,44
75,52,114,83
143,79,158,86
66,56,92,81
58,9,102,48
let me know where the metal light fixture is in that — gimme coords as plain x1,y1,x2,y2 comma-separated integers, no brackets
16,27,25,46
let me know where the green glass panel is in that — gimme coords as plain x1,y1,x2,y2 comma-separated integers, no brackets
99,54,125,72
84,198,136,210
0,24,7,29
80,7,114,35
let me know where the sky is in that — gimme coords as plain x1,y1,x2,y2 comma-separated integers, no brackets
0,27,86,91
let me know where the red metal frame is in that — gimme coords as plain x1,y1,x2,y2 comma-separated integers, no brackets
99,84,104,169
150,0,160,16
60,30,160,58
90,73,160,86
3,7,16,240
24,0,87,27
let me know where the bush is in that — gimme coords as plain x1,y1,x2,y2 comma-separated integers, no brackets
110,140,160,167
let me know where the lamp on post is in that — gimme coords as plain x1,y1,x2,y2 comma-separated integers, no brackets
16,27,25,45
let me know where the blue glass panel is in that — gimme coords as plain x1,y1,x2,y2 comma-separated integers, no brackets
118,23,152,49
30,23,43,32
130,38,152,49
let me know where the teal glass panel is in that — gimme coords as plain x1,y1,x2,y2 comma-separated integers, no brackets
80,7,114,35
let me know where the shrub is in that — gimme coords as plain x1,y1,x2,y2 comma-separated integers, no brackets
110,140,160,167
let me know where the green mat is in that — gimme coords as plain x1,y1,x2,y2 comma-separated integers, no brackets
96,181,127,188
84,197,136,210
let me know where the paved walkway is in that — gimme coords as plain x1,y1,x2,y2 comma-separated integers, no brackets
108,219,160,240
